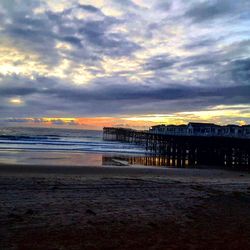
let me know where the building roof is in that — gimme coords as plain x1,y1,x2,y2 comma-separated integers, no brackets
151,124,166,128
225,124,240,127
188,122,216,127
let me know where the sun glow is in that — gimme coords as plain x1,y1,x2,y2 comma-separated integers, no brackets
9,98,23,105
123,105,250,126
4,105,250,130
0,45,48,77
0,44,97,84
55,42,73,51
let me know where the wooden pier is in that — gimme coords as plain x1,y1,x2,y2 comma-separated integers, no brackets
103,127,250,170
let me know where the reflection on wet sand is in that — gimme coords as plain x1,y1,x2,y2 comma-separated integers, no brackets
128,155,190,168
103,155,193,168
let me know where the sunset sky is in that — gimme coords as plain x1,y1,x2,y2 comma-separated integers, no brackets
0,0,250,130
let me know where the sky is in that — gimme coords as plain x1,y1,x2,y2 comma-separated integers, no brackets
0,0,250,130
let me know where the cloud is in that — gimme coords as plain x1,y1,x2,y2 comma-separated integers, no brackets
0,0,250,125
144,54,177,71
184,38,220,50
154,1,172,11
1,1,140,68
1,72,250,119
5,118,28,123
185,1,231,23
78,18,140,56
184,0,250,23
77,4,100,13
229,58,250,84
50,119,77,126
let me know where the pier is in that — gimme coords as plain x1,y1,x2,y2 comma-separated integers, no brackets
103,127,250,170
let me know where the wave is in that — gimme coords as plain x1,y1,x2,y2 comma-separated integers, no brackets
0,145,146,155
0,138,146,155
0,127,146,155
0,135,59,141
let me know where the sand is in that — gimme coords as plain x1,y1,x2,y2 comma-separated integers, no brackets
0,163,250,250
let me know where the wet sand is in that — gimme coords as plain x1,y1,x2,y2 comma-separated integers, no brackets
0,164,250,250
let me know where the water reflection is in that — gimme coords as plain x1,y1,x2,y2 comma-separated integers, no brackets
102,155,193,168
0,148,249,170
0,150,103,166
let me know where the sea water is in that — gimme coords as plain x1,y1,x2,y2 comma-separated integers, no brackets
0,127,146,166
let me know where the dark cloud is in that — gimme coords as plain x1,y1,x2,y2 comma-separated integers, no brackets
1,73,250,118
53,81,250,105
184,38,220,50
144,55,177,71
4,118,77,126
229,58,250,84
3,13,61,65
5,118,28,123
77,4,100,13
181,52,222,68
154,1,172,11
78,19,140,56
0,75,58,98
61,36,83,48
185,0,250,23
185,1,231,22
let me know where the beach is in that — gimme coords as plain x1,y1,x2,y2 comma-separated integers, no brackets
1,164,250,250
2,0,250,249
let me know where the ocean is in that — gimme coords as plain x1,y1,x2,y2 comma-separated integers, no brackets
2,127,247,169
0,127,146,166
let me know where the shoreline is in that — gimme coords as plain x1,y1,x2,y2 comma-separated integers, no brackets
0,162,250,181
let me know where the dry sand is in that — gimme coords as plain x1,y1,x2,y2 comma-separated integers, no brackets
0,163,250,250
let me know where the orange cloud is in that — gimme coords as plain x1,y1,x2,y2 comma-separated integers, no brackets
4,104,250,130
74,117,154,130
5,117,155,130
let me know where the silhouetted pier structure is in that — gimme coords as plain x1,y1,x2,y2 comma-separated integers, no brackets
103,127,250,170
